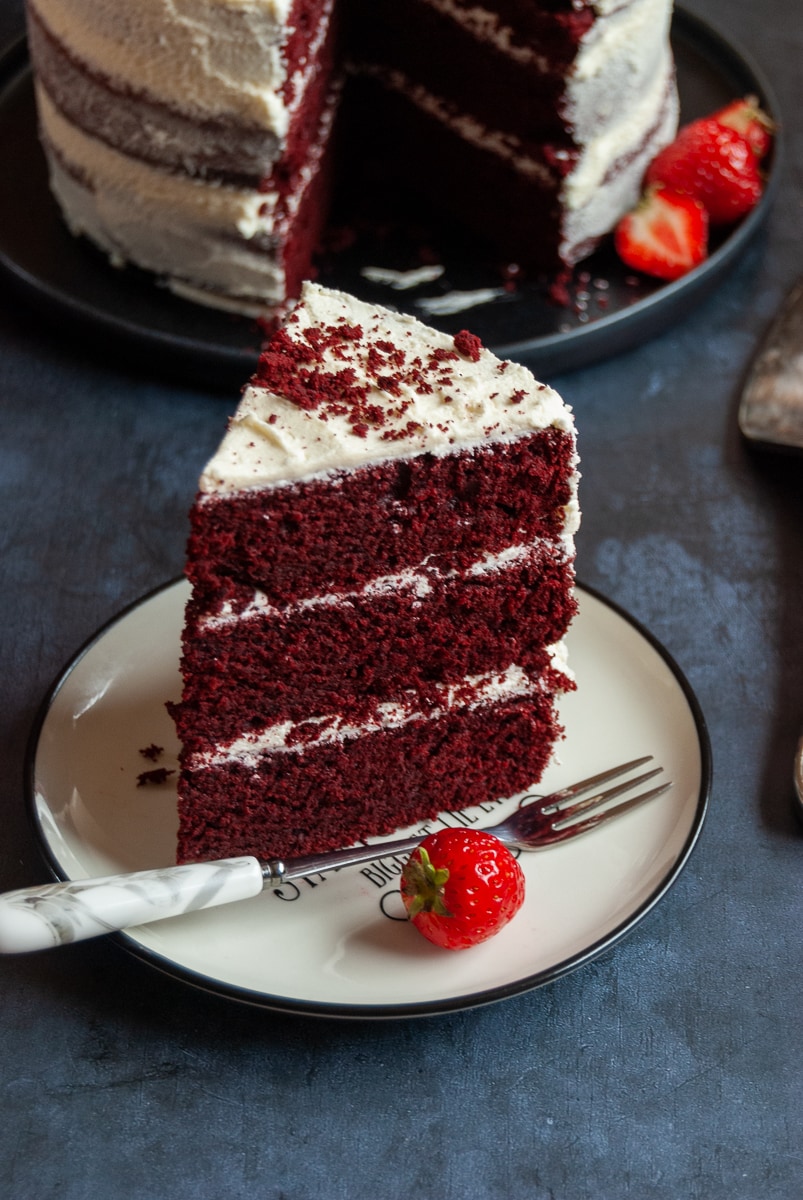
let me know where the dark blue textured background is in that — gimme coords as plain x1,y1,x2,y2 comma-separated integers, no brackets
1,1,801,1195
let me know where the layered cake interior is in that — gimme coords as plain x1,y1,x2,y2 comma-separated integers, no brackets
26,0,678,316
342,0,679,273
171,283,580,863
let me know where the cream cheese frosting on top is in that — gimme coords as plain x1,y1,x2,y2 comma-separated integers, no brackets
200,283,577,494
29,0,299,126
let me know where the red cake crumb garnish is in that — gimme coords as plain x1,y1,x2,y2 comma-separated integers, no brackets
139,743,164,762
303,324,363,351
136,768,175,787
256,318,511,438
361,402,385,424
556,9,595,42
453,330,483,362
428,348,459,367
375,341,405,367
336,323,363,339
375,375,403,396
381,420,424,441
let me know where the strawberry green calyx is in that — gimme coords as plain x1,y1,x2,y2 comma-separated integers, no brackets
713,96,774,159
401,847,452,919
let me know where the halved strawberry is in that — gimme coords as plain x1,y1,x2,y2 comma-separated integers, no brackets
645,117,763,224
712,95,774,160
614,185,708,281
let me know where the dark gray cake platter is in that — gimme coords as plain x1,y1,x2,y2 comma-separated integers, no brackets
0,8,780,388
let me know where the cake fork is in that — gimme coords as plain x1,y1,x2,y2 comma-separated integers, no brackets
0,757,670,953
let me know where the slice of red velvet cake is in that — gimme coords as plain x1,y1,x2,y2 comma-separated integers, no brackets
172,282,580,863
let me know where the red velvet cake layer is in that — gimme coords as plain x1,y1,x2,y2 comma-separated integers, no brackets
177,689,567,862
338,70,677,270
187,430,576,607
336,77,569,268
346,0,586,154
347,0,597,73
176,542,576,747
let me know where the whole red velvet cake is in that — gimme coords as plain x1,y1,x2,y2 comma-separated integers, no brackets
26,0,678,316
171,282,580,862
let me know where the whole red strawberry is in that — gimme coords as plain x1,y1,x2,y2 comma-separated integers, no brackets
614,184,708,281
711,95,774,160
645,116,763,224
401,827,525,950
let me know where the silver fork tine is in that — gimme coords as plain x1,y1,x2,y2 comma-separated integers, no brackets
553,781,673,837
547,766,664,823
524,755,654,813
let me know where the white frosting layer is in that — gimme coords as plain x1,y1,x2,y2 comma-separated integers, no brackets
189,651,572,768
566,0,676,206
200,283,577,492
561,81,677,261
199,538,575,630
29,0,303,130
37,85,335,312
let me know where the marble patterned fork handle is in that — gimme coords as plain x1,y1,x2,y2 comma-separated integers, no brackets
0,857,264,954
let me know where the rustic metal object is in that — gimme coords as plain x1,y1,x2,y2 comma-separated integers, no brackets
739,279,803,451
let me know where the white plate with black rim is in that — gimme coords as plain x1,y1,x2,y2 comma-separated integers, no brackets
24,579,710,1018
